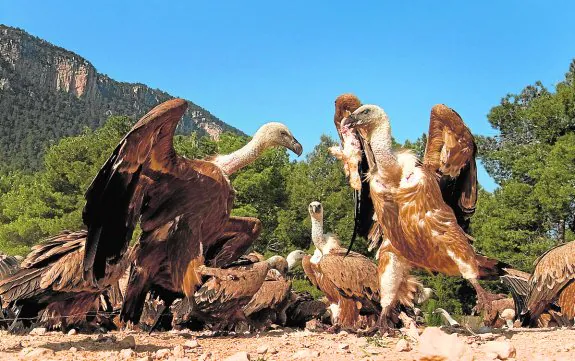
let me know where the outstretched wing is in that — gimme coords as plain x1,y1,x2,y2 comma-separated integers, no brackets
423,104,477,231
525,242,575,319
500,268,531,316
82,99,188,283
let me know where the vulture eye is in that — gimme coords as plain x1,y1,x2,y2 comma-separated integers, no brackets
362,108,371,115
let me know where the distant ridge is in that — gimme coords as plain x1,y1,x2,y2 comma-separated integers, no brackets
0,24,243,170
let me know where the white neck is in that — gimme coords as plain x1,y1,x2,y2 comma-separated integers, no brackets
214,133,268,174
310,216,324,249
287,257,299,271
368,121,398,171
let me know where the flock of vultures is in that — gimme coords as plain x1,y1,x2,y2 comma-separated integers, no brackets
0,95,574,336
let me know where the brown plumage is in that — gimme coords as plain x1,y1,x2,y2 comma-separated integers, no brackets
189,258,275,330
81,99,302,325
522,241,575,325
301,201,420,330
243,256,292,326
343,104,506,332
283,291,328,328
0,254,20,280
0,231,131,330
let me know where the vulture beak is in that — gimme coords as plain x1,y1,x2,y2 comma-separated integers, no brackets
311,204,321,214
289,137,303,156
342,114,359,128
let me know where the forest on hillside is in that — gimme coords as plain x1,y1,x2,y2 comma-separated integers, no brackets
1,60,574,317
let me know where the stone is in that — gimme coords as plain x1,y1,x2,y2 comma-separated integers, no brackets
338,330,349,336
268,348,278,354
479,333,496,341
20,347,55,358
364,346,381,355
155,348,171,359
395,338,411,352
119,335,137,349
198,352,212,361
136,357,153,361
481,341,516,360
120,348,135,359
173,345,185,358
256,345,268,354
291,349,320,359
67,328,77,335
223,351,250,361
184,340,199,349
418,327,474,361
338,343,349,350
305,319,325,332
69,347,78,352
29,327,47,335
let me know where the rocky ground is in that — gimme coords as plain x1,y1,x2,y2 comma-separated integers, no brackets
0,326,574,361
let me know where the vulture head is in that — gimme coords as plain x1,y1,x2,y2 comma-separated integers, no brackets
308,201,323,221
254,122,303,156
342,104,389,133
286,250,307,271
266,255,289,276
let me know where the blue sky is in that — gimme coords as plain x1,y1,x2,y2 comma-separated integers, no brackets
2,1,575,191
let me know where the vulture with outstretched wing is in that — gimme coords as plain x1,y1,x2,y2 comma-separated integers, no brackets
521,241,575,326
0,231,131,331
342,104,507,332
82,99,302,325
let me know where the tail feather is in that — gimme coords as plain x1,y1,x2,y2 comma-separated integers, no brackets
119,266,149,325
397,275,422,308
500,268,530,317
476,254,510,281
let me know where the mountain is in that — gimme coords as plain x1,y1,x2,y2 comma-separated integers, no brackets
0,24,243,170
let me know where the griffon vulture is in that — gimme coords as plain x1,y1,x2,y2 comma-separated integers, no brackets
80,99,302,325
0,231,131,331
342,104,507,332
294,201,419,330
519,241,575,326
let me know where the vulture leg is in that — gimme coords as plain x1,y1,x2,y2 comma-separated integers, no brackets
120,244,161,325
206,217,262,268
469,278,506,313
375,251,410,336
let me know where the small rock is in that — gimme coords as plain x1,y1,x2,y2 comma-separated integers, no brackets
69,347,78,352
483,352,499,360
256,345,268,354
67,328,77,335
136,357,153,361
29,327,47,335
338,330,349,336
418,327,474,361
395,338,411,352
198,352,212,361
223,351,250,361
481,340,516,360
20,347,55,358
120,348,135,359
119,335,137,349
268,348,278,354
173,345,185,358
184,339,200,349
479,333,496,341
338,343,349,350
304,319,325,332
155,348,171,359
292,349,320,359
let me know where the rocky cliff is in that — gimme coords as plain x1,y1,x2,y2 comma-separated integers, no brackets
0,25,242,169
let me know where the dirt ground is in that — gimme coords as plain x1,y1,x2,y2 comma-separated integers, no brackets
1,326,574,361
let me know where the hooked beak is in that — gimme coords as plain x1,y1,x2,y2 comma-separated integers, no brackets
289,137,303,156
342,114,359,128
310,204,321,214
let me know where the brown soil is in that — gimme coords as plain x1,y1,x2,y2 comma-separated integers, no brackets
1,327,574,361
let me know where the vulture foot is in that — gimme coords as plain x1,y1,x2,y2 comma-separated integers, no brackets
474,291,507,314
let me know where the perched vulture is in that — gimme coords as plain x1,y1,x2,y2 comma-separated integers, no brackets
342,104,507,332
243,256,292,327
295,201,419,330
80,99,302,325
0,254,21,328
520,241,575,326
0,231,132,331
188,256,286,331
